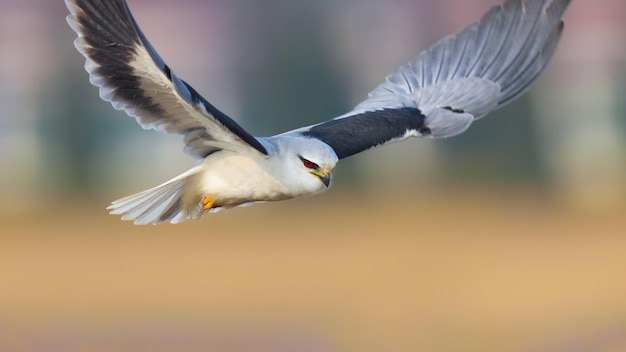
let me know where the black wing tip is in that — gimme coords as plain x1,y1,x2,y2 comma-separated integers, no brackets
66,0,140,78
67,0,168,117
67,0,140,49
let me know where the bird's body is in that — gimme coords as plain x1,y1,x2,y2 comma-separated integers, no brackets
65,0,572,224
110,134,337,224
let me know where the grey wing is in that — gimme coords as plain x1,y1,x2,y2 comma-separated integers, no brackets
66,0,268,158
301,0,570,159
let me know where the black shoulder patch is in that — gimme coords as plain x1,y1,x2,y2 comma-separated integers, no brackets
179,80,268,155
302,107,426,159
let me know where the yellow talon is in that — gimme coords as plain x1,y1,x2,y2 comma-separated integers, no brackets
202,196,214,210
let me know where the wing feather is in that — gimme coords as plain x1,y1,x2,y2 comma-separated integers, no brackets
294,0,570,159
66,0,268,158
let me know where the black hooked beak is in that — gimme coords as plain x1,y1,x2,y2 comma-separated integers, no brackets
318,173,331,187
312,168,331,187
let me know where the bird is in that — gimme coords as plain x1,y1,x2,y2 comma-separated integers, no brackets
65,0,571,225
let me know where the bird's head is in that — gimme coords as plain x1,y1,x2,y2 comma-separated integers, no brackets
272,136,338,195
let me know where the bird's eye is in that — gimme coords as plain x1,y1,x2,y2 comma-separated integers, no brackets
301,158,318,170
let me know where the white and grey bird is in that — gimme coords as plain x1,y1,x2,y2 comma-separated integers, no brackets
65,0,571,224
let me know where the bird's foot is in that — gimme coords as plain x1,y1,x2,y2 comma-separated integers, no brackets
202,196,214,211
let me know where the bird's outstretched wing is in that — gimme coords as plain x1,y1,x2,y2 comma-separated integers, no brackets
300,0,571,160
66,0,268,158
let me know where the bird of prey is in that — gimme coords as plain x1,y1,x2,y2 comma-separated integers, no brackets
66,0,571,224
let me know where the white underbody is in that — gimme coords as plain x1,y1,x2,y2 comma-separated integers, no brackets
186,151,299,208
108,136,337,224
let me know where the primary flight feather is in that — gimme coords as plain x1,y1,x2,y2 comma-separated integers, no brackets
65,0,571,224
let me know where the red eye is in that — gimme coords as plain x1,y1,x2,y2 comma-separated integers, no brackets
302,159,317,169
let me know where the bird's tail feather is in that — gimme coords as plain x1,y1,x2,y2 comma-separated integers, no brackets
108,167,203,225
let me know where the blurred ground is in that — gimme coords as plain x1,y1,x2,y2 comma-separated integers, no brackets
1,190,625,351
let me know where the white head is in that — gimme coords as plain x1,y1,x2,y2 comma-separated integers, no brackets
270,135,338,197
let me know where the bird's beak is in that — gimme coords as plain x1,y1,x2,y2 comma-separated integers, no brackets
312,168,331,187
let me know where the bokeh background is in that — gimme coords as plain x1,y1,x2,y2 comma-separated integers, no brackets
1,0,626,351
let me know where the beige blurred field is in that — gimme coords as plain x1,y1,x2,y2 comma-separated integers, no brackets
1,189,626,352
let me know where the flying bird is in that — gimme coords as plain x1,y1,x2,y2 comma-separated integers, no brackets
65,0,571,224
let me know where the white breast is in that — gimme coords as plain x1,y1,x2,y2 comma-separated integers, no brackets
193,152,293,207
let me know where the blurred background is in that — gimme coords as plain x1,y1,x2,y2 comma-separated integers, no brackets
1,0,626,351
